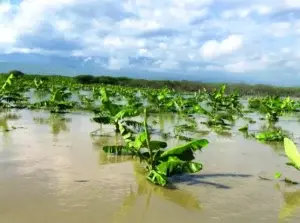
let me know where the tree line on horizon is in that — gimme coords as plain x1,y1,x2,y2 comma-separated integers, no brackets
1,70,300,97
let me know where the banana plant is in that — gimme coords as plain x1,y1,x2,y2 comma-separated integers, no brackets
92,87,141,134
103,108,209,187
249,96,297,124
0,73,28,108
195,85,243,133
30,78,50,108
47,85,76,113
255,126,288,142
0,74,14,108
79,94,95,110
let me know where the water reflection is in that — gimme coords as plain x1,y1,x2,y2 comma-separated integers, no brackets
113,162,201,223
91,135,202,218
0,112,21,131
279,188,300,221
268,142,284,153
91,135,133,165
0,112,21,147
32,90,49,103
157,113,177,133
33,114,71,135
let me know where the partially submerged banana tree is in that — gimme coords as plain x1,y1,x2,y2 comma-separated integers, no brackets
255,126,289,143
248,96,296,144
249,96,297,124
92,87,141,134
30,78,51,107
48,85,76,113
195,85,242,134
31,84,76,113
103,108,209,187
0,73,29,108
0,74,14,108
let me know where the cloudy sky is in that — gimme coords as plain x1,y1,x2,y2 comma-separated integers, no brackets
1,0,300,85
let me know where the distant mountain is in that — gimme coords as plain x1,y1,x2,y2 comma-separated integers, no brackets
0,52,299,87
0,53,232,81
0,60,235,83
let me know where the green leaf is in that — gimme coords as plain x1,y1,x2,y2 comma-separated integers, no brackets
133,132,147,149
93,116,111,124
103,145,132,155
122,120,143,130
114,108,139,121
158,156,203,176
238,124,248,132
160,139,209,161
157,156,203,176
157,156,184,176
149,140,167,150
182,162,203,173
284,138,300,170
147,170,167,186
100,88,109,102
275,172,282,179
286,162,300,171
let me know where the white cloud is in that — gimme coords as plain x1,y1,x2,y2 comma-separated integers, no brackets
200,35,243,59
55,20,73,32
200,40,220,59
0,27,17,44
268,22,291,37
284,0,300,8
118,19,161,32
224,60,267,73
205,65,222,71
107,57,129,70
0,2,11,13
153,59,180,70
0,0,300,83
224,61,252,73
221,5,272,19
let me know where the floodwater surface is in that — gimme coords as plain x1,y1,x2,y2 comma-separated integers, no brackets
1,110,300,223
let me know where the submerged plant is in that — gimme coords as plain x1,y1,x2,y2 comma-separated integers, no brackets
195,85,243,134
0,73,28,108
92,87,141,134
103,108,209,186
249,96,297,124
48,85,76,113
255,127,287,142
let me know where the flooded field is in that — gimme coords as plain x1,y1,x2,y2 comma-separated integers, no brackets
1,110,300,223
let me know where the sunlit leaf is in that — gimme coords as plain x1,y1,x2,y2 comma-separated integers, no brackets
284,138,300,170
160,139,209,161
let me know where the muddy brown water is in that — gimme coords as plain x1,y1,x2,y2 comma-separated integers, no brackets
1,110,300,223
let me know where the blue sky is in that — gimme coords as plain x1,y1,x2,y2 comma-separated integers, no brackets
1,0,300,85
